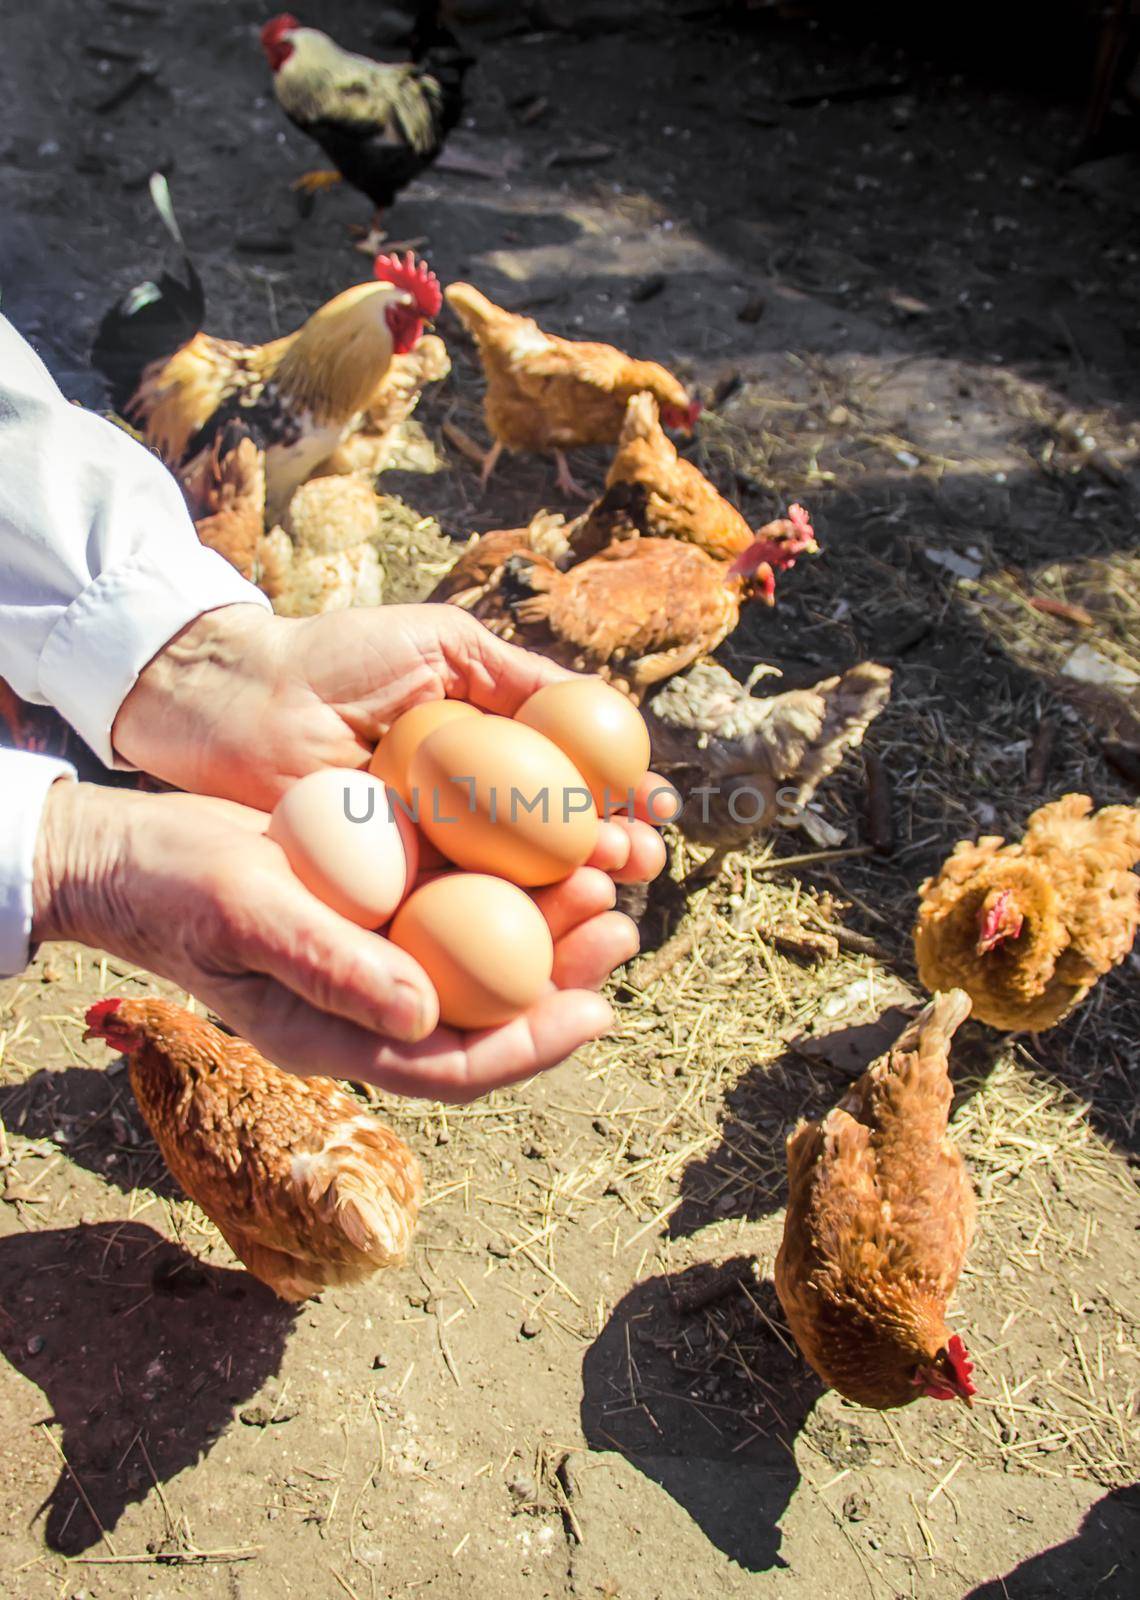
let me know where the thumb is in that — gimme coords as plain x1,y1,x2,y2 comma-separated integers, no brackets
450,613,576,716
227,871,440,1043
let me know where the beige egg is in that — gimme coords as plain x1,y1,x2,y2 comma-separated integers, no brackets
267,769,416,928
369,701,482,807
516,678,652,815
388,874,553,1029
410,715,599,887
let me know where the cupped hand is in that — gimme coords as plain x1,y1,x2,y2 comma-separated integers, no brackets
33,783,641,1101
113,603,672,882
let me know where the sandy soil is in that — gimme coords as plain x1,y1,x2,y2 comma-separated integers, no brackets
1,2,1138,1597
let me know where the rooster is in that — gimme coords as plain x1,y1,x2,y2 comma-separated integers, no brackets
467,510,816,700
914,794,1140,1032
84,998,422,1302
103,248,441,525
261,6,471,253
644,657,892,852
775,991,978,1411
90,174,204,418
444,281,701,497
313,332,451,477
181,419,266,580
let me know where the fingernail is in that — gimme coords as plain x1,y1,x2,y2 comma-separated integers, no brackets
391,980,436,1043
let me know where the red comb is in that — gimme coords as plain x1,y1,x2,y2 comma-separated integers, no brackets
946,1335,977,1397
373,252,442,319
260,14,299,48
85,998,123,1028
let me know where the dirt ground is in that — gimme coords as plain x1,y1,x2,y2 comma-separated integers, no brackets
1,1,1139,1596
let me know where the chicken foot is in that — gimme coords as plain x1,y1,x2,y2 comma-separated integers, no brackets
554,448,592,500
352,210,390,255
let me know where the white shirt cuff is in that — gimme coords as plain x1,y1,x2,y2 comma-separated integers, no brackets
37,543,270,770
0,750,77,977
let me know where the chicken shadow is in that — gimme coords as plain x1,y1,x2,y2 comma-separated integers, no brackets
966,1484,1140,1600
580,1260,823,1572
0,1064,181,1201
0,1221,297,1554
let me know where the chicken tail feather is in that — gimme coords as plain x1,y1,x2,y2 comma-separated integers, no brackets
91,173,205,414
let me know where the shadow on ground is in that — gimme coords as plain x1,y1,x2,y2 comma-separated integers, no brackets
0,1221,296,1554
581,1260,823,1572
967,1484,1140,1599
0,1063,180,1200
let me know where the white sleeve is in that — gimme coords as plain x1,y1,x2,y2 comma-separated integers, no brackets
0,750,77,977
0,313,270,770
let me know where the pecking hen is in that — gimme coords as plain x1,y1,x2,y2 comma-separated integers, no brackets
605,391,773,563
444,281,700,496
914,794,1140,1032
84,998,422,1302
775,991,978,1411
643,657,892,850
255,472,406,616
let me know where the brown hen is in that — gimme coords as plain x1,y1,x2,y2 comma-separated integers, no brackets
605,392,759,562
445,281,700,496
181,419,266,580
775,991,977,1410
84,998,422,1302
476,535,773,699
914,794,1140,1032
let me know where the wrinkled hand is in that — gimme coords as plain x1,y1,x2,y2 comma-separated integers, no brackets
33,783,643,1101
113,603,671,882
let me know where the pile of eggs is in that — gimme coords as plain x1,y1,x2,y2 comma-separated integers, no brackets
266,680,652,1030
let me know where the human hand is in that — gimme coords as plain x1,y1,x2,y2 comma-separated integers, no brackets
113,603,671,883
33,782,642,1100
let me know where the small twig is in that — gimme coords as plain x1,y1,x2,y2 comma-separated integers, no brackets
39,1426,116,1556
70,1549,260,1566
1026,720,1055,791
817,921,893,961
863,752,895,856
755,844,874,875
624,908,716,990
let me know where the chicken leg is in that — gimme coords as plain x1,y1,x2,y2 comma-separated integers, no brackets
554,448,591,500
352,210,389,256
478,438,504,490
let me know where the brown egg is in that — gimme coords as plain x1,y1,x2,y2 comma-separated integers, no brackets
369,701,482,806
388,874,554,1029
410,715,598,887
516,679,651,815
267,769,416,928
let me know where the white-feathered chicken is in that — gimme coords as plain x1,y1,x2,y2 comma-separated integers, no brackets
643,657,892,849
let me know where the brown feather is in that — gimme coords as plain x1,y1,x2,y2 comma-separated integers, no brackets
445,282,695,456
93,1000,421,1303
775,992,976,1409
914,795,1140,1031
